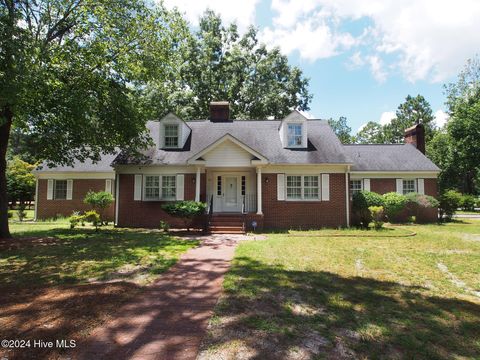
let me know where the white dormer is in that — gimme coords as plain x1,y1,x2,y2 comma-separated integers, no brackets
279,110,308,148
159,113,191,149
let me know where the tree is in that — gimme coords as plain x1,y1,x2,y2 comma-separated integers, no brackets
354,121,385,144
426,130,458,192
328,116,353,144
6,156,35,208
383,95,436,143
0,1,183,238
84,191,114,224
142,10,312,120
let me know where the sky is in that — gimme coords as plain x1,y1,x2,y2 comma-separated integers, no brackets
162,0,480,134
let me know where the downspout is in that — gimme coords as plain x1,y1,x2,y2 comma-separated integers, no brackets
34,177,39,221
345,166,350,227
115,173,119,226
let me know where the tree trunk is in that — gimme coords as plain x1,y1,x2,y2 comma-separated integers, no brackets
0,107,13,239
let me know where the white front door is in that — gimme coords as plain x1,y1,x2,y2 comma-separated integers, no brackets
223,176,240,212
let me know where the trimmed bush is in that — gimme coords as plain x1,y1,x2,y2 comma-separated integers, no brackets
162,201,207,231
369,206,385,229
382,192,408,221
84,191,114,224
460,194,476,212
84,210,101,231
439,190,462,221
69,211,84,229
159,220,170,232
352,191,385,228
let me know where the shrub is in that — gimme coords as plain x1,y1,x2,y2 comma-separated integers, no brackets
69,211,84,229
162,201,207,231
369,206,385,229
17,204,27,222
382,192,408,221
405,193,439,210
352,191,385,228
460,194,476,211
84,191,114,224
159,220,170,232
439,190,462,221
84,210,101,231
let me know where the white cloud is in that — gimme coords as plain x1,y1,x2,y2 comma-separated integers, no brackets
263,0,480,82
379,111,395,125
434,109,449,128
162,0,260,30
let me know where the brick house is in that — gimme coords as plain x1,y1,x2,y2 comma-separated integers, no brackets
34,102,440,230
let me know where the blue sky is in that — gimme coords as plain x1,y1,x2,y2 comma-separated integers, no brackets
163,0,480,133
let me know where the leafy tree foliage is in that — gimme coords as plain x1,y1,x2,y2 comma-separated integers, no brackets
383,95,436,143
354,121,386,144
6,156,36,207
0,0,185,238
328,116,353,144
142,10,312,120
84,191,114,224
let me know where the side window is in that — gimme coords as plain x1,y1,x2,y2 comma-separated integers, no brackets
350,180,362,194
54,180,68,200
402,179,416,194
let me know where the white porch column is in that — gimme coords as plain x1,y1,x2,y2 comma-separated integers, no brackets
195,166,201,202
256,167,263,215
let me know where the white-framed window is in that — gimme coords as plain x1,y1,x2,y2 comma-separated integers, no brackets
286,175,320,200
350,180,362,195
144,175,177,200
164,124,179,148
161,175,176,200
54,180,68,200
402,179,416,194
287,123,303,147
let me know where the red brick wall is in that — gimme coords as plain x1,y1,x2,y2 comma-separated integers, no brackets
370,179,396,194
36,179,115,220
117,174,206,228
261,173,348,229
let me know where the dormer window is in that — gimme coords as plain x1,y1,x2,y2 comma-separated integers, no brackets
287,124,303,147
164,124,179,148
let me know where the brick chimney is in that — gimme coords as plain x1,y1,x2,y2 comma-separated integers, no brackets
404,123,425,154
209,101,230,122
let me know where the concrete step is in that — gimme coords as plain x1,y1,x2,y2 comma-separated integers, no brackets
210,229,245,234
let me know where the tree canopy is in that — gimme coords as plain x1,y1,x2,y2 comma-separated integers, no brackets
328,116,353,144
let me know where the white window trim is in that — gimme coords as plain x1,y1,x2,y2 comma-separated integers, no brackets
163,123,180,149
143,175,177,201
285,174,321,201
286,123,304,148
402,179,417,194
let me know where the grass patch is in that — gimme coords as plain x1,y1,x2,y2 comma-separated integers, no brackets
0,220,199,359
199,220,480,360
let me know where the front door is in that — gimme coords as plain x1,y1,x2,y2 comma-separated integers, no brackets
223,176,240,212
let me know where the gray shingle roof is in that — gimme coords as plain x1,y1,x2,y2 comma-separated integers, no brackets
35,152,117,173
344,144,440,172
114,119,353,165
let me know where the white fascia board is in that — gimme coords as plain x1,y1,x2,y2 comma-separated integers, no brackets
36,172,115,179
350,171,439,179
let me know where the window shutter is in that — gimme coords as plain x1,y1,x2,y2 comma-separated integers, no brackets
277,174,285,200
105,179,112,194
396,179,403,194
47,179,54,200
417,178,425,195
66,180,73,200
134,175,142,201
176,174,184,201
363,178,370,192
321,174,330,201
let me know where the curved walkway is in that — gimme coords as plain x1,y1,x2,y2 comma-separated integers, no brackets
74,234,252,360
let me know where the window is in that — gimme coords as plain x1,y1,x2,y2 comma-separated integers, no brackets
303,176,319,199
144,175,177,200
145,176,160,200
287,124,303,147
350,180,362,195
241,176,246,196
217,176,222,195
54,180,67,200
403,179,416,194
164,124,179,148
286,176,302,199
162,175,176,200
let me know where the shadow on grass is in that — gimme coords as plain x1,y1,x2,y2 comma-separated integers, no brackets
200,256,480,360
0,227,199,286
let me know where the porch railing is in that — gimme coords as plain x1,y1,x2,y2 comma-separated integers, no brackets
243,193,257,213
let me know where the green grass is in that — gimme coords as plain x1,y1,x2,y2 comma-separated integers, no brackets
1,221,199,286
200,221,480,359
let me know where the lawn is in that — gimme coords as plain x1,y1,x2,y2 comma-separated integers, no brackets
0,221,199,359
199,221,480,360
